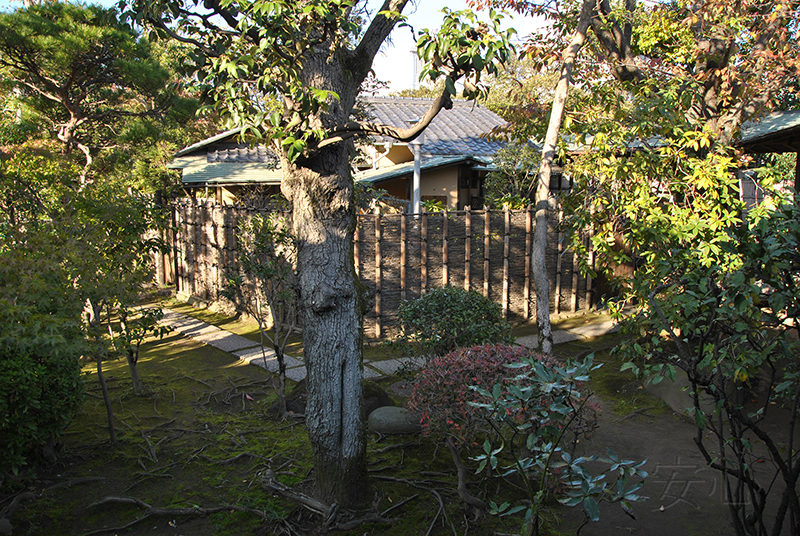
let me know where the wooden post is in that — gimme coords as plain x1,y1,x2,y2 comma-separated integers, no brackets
483,207,490,298
571,236,580,313
374,207,382,339
555,208,563,315
354,211,360,277
464,206,471,292
421,211,428,295
442,209,449,287
524,205,532,320
586,227,594,309
502,207,510,318
400,213,407,302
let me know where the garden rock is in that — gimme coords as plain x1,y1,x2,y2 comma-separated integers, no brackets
367,406,421,434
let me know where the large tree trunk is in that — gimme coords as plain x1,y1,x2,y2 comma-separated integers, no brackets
533,0,595,355
281,142,368,508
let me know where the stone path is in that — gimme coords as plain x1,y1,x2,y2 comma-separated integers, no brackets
160,308,425,380
160,308,619,380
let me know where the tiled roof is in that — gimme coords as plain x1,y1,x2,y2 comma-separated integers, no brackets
362,97,507,156
171,97,507,175
207,142,278,164
739,110,800,153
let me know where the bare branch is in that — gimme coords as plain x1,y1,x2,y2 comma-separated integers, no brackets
317,86,453,149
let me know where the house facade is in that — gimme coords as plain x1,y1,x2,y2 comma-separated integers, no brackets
354,96,507,210
169,97,508,210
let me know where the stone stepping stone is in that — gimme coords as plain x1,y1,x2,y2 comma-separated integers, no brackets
569,320,618,339
516,330,583,348
234,346,304,371
285,366,307,382
193,330,260,352
362,366,383,379
369,357,424,375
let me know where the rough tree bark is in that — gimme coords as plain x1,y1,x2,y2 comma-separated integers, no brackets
532,0,595,355
282,140,369,505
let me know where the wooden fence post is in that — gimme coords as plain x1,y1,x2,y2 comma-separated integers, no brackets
400,212,407,302
464,206,471,292
442,208,449,287
421,211,428,295
555,208,564,315
502,207,510,318
374,206,382,338
586,227,594,309
524,205,532,320
354,211,360,277
483,207,490,298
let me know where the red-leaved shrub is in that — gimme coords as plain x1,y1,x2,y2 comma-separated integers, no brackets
407,344,561,444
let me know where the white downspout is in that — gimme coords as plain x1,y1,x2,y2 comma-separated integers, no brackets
410,136,423,214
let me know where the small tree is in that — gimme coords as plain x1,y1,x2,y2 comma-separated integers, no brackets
472,352,646,536
0,149,86,480
617,194,800,536
117,307,172,396
224,211,297,417
484,142,541,209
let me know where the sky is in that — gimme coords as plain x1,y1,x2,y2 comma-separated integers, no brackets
367,0,545,93
0,0,544,93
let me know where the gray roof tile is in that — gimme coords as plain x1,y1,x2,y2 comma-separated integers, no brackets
207,142,278,164
362,97,507,156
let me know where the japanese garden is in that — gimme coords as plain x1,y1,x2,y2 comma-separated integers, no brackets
1,0,799,534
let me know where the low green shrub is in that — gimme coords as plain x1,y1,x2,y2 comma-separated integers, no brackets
0,252,86,487
394,286,513,357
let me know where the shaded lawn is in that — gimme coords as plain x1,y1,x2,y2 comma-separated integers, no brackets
9,327,530,536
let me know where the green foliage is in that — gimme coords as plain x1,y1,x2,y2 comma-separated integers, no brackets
416,8,516,100
608,195,800,535
485,141,540,207
0,156,87,483
222,210,297,414
472,354,646,536
420,198,446,212
0,2,203,187
394,286,513,357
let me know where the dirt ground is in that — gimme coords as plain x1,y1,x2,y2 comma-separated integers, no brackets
559,397,735,536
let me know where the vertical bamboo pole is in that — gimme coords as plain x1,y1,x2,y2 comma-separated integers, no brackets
524,205,532,320
586,228,594,309
400,213,407,302
464,206,471,292
374,206,382,338
502,207,510,318
571,234,580,313
555,208,564,315
483,207,490,298
442,209,449,287
421,211,428,295
354,211,360,277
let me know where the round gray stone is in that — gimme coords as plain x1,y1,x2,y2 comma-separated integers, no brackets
368,406,422,434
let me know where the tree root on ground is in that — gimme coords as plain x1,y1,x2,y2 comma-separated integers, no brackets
371,475,458,536
261,470,395,532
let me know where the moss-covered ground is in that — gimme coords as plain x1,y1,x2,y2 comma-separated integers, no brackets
4,302,669,536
